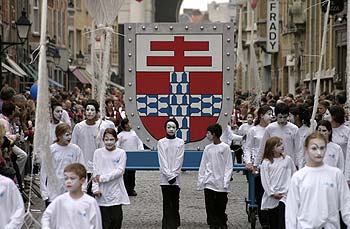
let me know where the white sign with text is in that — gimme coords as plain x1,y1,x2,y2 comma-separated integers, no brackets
267,0,279,53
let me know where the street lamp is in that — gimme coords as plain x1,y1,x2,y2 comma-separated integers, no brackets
76,50,84,66
0,9,31,86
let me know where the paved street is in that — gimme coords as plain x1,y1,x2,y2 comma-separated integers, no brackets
25,171,261,229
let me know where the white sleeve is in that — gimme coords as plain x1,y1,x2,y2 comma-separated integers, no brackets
99,151,126,183
223,146,233,189
76,146,85,165
257,128,270,166
174,142,185,175
157,142,175,180
345,138,350,180
4,182,25,229
260,160,274,196
339,172,350,226
41,199,56,229
91,150,99,193
137,135,144,150
338,146,345,173
244,128,254,164
71,125,79,145
116,134,121,148
294,131,304,169
40,160,49,201
61,110,71,127
90,199,103,229
285,176,300,229
197,149,208,190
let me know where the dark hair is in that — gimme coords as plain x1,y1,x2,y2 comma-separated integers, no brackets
84,99,99,112
0,86,16,100
329,105,345,124
105,97,113,106
316,120,332,142
1,101,16,117
50,98,62,113
290,105,311,127
262,137,284,163
319,100,330,109
103,128,118,140
274,102,289,116
164,118,179,130
120,118,129,130
335,91,346,105
304,132,327,148
64,163,87,179
254,105,272,126
207,123,222,138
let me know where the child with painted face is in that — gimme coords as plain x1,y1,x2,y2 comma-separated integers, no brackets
316,120,344,172
157,118,185,229
197,124,233,229
41,163,102,229
285,133,350,228
40,123,85,206
258,102,303,169
71,99,115,193
260,137,296,229
92,128,130,229
49,99,63,144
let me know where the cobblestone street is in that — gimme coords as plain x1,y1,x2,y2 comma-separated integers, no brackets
25,171,261,229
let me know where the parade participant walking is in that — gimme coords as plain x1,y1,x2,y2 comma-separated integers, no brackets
71,99,114,194
317,120,344,172
49,99,63,145
157,118,184,229
258,102,303,169
92,128,130,229
197,124,233,229
260,137,296,229
285,133,350,228
0,174,25,228
243,105,273,228
40,123,85,206
41,163,102,229
117,118,144,196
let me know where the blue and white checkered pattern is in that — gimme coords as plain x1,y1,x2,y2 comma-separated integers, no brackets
137,72,222,142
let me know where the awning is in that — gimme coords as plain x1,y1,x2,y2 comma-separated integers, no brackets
71,68,90,84
6,56,27,77
21,63,63,88
2,63,24,77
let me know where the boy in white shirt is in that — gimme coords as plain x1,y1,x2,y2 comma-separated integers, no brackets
41,163,102,229
0,174,25,228
197,124,233,229
157,118,185,229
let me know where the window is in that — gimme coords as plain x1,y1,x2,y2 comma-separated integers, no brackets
58,12,61,43
62,12,65,45
33,0,40,33
76,0,81,9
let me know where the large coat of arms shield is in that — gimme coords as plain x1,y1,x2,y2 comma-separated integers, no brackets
124,23,234,150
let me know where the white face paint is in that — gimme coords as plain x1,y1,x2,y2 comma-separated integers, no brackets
276,114,289,126
64,172,82,192
85,105,97,120
306,138,326,163
103,133,116,150
166,122,177,136
53,106,63,121
262,110,273,124
206,131,214,141
317,126,330,142
59,131,72,145
247,114,254,125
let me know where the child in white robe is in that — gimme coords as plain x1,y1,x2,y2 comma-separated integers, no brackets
41,163,102,229
0,174,25,228
285,132,350,228
92,128,130,229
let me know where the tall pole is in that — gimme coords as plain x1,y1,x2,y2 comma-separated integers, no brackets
347,0,350,110
309,0,315,94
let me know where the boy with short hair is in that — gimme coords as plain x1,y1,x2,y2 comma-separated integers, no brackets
0,174,25,228
197,123,233,229
41,163,102,229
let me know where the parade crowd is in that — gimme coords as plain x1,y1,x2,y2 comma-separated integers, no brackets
0,85,350,229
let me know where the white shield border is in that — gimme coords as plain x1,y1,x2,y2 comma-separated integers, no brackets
124,23,235,150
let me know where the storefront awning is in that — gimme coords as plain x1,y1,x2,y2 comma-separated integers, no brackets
6,56,28,77
21,63,63,88
71,67,90,84
2,63,24,77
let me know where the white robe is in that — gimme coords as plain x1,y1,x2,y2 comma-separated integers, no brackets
92,147,130,206
116,130,144,151
40,143,85,202
220,125,243,146
332,124,350,160
197,142,233,192
157,137,185,186
243,125,266,165
41,192,102,229
324,142,344,172
260,155,296,210
71,120,115,172
0,175,25,229
285,164,350,229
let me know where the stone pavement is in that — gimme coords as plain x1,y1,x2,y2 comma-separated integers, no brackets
23,171,262,229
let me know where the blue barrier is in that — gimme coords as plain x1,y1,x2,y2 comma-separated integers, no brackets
125,150,246,171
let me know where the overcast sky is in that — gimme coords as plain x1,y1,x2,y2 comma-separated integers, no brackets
179,0,229,13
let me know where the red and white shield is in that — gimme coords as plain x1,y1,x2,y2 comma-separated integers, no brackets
124,24,234,150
